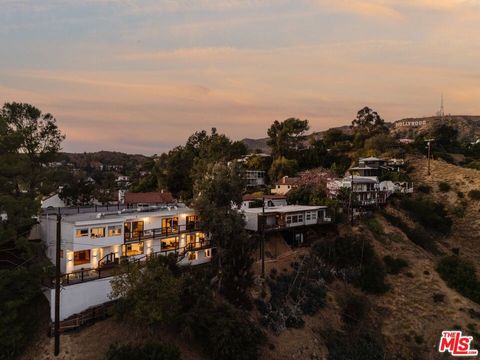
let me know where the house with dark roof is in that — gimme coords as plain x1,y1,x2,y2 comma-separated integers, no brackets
124,192,175,207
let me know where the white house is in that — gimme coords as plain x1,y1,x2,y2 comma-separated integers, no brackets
41,204,211,321
244,170,266,187
240,194,332,233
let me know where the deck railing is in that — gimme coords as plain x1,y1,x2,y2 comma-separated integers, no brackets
124,222,201,243
56,240,212,286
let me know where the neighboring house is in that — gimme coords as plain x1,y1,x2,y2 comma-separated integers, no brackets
40,204,211,321
399,138,414,145
349,157,387,177
271,176,299,195
115,175,130,183
243,170,266,187
124,191,174,207
240,194,332,235
327,175,413,209
41,194,66,209
348,157,406,177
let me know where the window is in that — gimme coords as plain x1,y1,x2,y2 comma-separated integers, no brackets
74,250,91,266
108,225,122,236
188,251,198,261
75,228,88,237
205,249,211,257
123,242,144,257
298,215,303,222
286,216,292,224
161,237,178,251
306,213,311,221
162,217,178,234
311,212,317,220
90,227,105,238
292,215,298,223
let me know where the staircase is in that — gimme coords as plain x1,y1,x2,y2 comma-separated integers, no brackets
98,252,117,268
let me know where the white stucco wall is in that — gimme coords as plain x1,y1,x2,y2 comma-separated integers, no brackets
45,276,115,321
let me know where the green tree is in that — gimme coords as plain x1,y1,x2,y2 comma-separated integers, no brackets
193,162,255,306
268,156,298,182
156,128,246,200
267,118,309,158
110,256,181,327
351,107,388,148
0,102,64,195
0,102,62,359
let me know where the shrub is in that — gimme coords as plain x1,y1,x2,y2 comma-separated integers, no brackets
382,212,437,253
183,298,265,360
417,184,432,194
383,256,408,275
313,236,389,294
452,206,465,218
364,217,384,239
468,190,480,200
106,342,180,360
438,182,451,192
433,293,445,303
340,295,369,327
436,256,480,304
325,331,385,360
414,335,424,344
400,197,452,236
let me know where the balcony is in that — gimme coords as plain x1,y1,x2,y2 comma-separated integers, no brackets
124,222,201,243
55,239,212,286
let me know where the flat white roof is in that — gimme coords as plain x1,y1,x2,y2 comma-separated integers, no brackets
243,205,327,214
46,205,195,225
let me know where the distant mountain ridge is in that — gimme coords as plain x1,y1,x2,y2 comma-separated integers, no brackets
242,115,480,153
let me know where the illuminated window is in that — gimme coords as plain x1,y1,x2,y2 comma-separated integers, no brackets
123,242,144,257
188,251,198,261
75,228,88,237
161,237,178,251
90,227,105,238
205,249,211,257
74,250,91,266
108,225,122,236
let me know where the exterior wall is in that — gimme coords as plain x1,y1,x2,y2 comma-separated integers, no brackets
41,194,66,209
45,276,115,321
243,211,259,231
271,184,293,195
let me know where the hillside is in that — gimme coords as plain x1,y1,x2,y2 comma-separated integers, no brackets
20,159,480,360
393,115,480,141
241,125,353,153
59,151,150,168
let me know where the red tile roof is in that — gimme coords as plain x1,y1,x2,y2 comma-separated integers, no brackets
125,192,174,204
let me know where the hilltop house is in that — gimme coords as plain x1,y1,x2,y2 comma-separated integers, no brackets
240,194,332,244
271,176,299,195
243,170,266,187
327,174,413,212
41,203,210,322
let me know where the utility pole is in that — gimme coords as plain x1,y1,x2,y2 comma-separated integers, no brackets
54,212,62,356
261,196,265,279
425,139,434,176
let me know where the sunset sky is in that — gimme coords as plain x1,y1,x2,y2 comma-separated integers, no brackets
1,0,480,154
